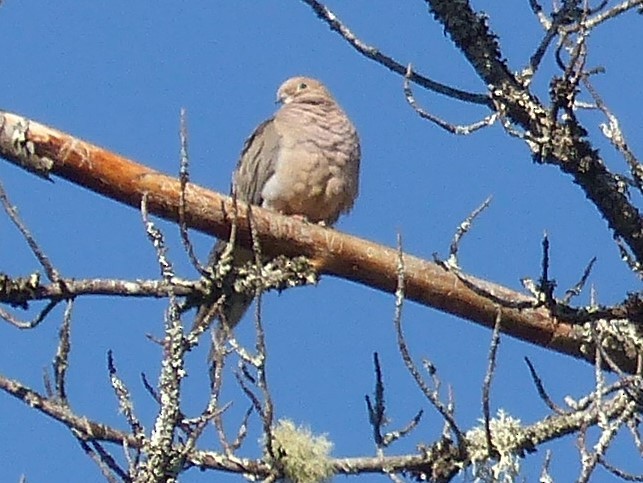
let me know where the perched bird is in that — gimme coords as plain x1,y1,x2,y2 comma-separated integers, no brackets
197,76,360,328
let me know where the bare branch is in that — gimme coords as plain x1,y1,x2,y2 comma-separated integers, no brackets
0,299,59,329
0,367,638,479
524,357,565,414
481,310,502,457
177,108,207,275
298,0,491,106
253,298,275,460
365,352,423,451
527,0,552,29
403,65,497,133
393,234,465,448
1,277,199,302
0,181,61,282
583,77,643,193
562,257,596,304
135,206,186,481
108,351,145,443
523,18,559,80
598,455,643,481
578,396,638,482
445,196,493,269
539,450,554,483
53,300,74,404
365,352,387,450
141,194,174,282
77,439,124,483
538,233,556,305
581,0,643,30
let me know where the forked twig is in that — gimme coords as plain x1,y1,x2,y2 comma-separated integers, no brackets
365,352,423,451
393,234,464,448
0,299,59,329
404,65,497,133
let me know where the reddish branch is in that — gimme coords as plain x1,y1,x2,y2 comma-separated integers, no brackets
0,110,638,373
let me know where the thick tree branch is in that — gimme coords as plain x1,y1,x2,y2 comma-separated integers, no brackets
0,110,639,373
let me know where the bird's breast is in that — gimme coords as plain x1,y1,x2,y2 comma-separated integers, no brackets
261,116,359,224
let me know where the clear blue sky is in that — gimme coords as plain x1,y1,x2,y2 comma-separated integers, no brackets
0,1,641,481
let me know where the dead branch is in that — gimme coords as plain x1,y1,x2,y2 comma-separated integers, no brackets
0,357,638,480
298,0,490,106
423,0,643,266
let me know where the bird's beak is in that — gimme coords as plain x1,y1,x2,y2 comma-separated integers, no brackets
276,91,292,105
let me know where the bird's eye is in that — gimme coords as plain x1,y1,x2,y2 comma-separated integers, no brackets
298,82,308,90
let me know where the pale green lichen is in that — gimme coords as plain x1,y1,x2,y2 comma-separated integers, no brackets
465,410,523,483
266,419,334,483
235,255,318,294
574,318,643,359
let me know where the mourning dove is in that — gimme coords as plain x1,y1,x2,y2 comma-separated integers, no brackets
198,76,360,328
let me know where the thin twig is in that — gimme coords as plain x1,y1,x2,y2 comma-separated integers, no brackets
536,233,556,305
77,438,131,483
583,77,643,193
615,236,643,278
562,257,596,304
580,0,643,30
393,233,464,448
403,65,497,133
0,299,59,329
365,352,387,450
107,351,145,441
598,454,643,481
539,450,554,483
77,440,122,483
0,181,61,282
578,395,637,482
364,353,423,450
248,210,276,460
524,19,562,80
210,325,235,455
53,299,74,404
481,310,502,457
524,357,564,414
141,193,174,282
446,196,493,269
177,108,207,275
226,406,253,453
527,0,552,29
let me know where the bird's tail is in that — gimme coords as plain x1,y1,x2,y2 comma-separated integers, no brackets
194,241,256,330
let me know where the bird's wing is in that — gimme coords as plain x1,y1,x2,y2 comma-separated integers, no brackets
232,117,281,206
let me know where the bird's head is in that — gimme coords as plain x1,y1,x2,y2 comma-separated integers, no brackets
276,76,333,105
